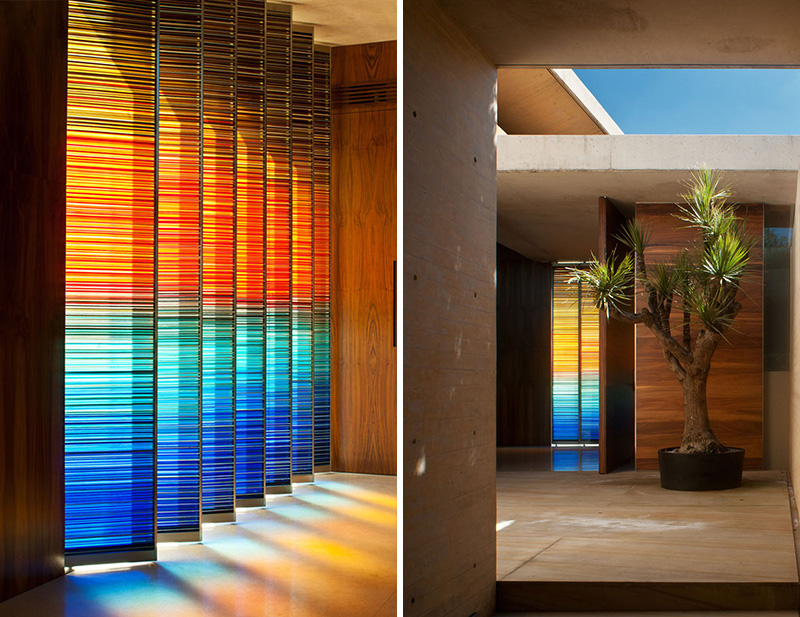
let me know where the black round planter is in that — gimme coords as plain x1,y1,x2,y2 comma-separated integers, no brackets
657,447,745,491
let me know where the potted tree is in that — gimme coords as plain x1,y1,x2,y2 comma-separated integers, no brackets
572,168,755,490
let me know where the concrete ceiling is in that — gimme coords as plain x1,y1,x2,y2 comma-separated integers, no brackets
498,68,606,135
287,0,396,46
497,135,800,262
435,0,800,67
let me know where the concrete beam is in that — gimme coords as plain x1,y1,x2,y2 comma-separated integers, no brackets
497,135,800,261
499,135,800,173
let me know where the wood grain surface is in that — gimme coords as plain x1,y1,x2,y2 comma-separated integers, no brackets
496,244,551,447
634,203,764,469
598,198,635,473
0,0,67,601
330,42,397,475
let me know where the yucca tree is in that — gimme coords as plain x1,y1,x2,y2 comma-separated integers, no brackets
572,169,754,454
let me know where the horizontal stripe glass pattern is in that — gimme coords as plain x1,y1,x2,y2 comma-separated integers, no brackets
156,0,202,536
552,265,599,444
201,0,236,516
66,0,156,555
66,0,333,556
235,0,267,499
312,47,332,470
552,267,580,442
580,286,600,442
264,5,293,489
291,27,315,479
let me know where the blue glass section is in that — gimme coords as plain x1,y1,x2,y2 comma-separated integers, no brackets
265,308,292,487
292,309,314,477
580,374,600,442
65,318,156,553
156,306,201,533
202,310,235,514
313,319,331,468
236,310,265,497
552,377,580,441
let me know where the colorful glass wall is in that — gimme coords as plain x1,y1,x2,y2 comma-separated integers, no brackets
552,265,600,444
235,0,267,503
201,0,237,521
264,4,294,491
291,26,315,480
66,0,332,562
313,47,332,471
156,0,202,540
66,0,157,563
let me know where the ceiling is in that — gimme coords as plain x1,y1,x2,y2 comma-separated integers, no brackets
436,0,800,67
286,0,397,46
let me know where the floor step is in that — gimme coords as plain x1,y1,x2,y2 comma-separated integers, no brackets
496,581,799,612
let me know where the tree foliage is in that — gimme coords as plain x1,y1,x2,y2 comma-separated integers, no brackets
569,169,755,453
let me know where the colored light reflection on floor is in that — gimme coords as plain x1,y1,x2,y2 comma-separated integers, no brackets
0,474,396,617
552,448,600,472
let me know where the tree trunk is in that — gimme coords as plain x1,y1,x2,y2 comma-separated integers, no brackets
679,373,724,453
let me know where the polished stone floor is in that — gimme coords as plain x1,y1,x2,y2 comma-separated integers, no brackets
0,473,396,617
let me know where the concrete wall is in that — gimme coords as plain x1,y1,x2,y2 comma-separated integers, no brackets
496,245,551,448
404,0,498,614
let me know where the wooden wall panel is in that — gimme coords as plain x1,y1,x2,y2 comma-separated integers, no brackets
0,0,67,601
330,41,397,475
635,203,763,470
404,0,497,613
598,198,635,473
496,244,551,447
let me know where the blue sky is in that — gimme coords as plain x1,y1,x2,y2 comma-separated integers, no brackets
574,69,800,135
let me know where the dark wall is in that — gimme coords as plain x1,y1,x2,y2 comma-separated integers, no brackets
598,198,635,473
0,0,67,601
496,244,552,447
330,41,397,475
